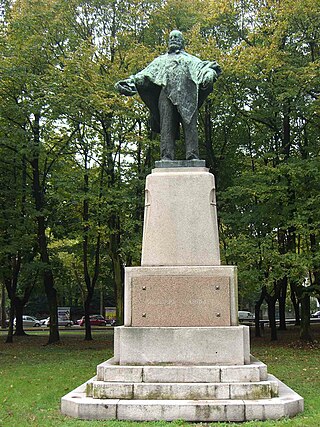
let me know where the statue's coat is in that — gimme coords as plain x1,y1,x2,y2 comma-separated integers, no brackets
133,51,219,134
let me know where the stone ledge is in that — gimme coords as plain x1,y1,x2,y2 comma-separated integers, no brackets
87,379,278,400
61,374,303,421
154,159,206,168
96,357,268,383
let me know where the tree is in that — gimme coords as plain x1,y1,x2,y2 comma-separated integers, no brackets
209,0,320,340
0,0,82,343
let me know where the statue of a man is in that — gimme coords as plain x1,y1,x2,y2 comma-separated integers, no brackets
115,30,221,161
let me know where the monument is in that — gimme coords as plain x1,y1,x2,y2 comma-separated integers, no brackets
61,31,303,421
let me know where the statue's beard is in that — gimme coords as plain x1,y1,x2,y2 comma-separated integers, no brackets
168,42,183,53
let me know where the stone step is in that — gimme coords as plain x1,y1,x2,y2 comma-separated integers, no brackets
86,378,278,400
61,374,303,421
96,357,268,383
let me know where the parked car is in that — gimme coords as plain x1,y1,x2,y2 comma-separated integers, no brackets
14,315,41,328
78,315,107,327
41,316,73,327
106,319,116,326
311,310,320,318
40,317,48,325
238,311,255,322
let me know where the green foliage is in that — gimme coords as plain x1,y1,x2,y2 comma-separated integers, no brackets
0,0,319,333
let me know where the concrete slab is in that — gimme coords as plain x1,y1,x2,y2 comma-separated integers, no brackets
91,381,133,399
220,365,261,382
104,366,143,383
230,380,278,400
116,325,250,365
117,399,245,422
143,365,220,383
96,358,118,380
133,382,230,400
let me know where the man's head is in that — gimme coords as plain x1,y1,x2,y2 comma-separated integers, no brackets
168,30,185,53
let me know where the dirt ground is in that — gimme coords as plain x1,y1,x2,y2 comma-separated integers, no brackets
250,321,320,348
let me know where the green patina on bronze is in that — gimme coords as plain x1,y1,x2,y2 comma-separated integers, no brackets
115,30,222,161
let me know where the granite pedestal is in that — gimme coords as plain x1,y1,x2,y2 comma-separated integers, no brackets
61,165,303,421
141,167,220,266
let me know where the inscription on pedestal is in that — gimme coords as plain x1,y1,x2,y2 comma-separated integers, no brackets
131,276,230,327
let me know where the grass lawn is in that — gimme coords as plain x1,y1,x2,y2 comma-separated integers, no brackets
0,325,319,427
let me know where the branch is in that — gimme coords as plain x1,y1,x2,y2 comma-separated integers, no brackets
42,127,78,187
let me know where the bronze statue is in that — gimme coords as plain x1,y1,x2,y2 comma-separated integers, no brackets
115,30,221,161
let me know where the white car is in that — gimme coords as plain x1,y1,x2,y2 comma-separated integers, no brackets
238,311,255,321
14,315,41,328
41,316,73,327
40,317,49,325
311,310,320,318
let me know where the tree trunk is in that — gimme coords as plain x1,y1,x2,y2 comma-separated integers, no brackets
101,114,124,326
31,113,59,344
100,287,104,316
300,292,313,341
38,217,59,344
5,299,14,344
310,233,320,302
266,296,277,341
109,209,124,325
81,149,100,341
80,139,103,341
254,304,262,338
290,281,300,326
254,287,266,338
4,256,21,341
1,284,6,329
13,297,27,336
282,100,291,159
112,253,124,325
82,165,93,342
13,276,36,336
278,277,287,330
83,292,93,341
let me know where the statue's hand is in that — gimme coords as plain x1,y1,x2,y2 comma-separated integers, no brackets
209,62,222,77
115,79,137,96
201,69,215,88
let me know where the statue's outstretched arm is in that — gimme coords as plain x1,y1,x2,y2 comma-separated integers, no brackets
115,76,137,96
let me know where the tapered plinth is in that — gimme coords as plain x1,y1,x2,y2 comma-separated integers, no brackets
141,167,220,266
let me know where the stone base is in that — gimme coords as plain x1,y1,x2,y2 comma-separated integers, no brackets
114,325,250,365
61,358,303,421
154,159,206,168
